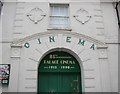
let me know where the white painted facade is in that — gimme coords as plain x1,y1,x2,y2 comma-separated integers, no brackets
0,0,119,93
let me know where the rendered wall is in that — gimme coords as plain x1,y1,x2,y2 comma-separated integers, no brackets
1,0,119,93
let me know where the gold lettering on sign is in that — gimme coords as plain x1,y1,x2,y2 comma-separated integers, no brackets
44,60,50,64
60,60,75,64
60,60,68,64
44,60,59,64
43,60,75,64
51,60,59,64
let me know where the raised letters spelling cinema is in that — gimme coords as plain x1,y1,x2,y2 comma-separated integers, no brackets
0,0,120,93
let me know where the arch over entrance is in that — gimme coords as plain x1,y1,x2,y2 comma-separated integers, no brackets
37,49,82,93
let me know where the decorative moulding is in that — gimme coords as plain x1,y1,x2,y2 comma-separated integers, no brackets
73,8,92,24
98,49,108,59
27,7,46,24
10,47,21,58
11,31,107,48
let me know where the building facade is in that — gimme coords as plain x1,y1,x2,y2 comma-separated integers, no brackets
0,0,120,93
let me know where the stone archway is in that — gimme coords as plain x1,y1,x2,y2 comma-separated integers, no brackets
10,31,107,92
38,49,82,93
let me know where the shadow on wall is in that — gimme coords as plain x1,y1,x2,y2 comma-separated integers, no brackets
0,1,3,15
118,22,120,93
117,1,120,94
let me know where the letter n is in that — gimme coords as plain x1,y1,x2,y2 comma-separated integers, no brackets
49,36,55,42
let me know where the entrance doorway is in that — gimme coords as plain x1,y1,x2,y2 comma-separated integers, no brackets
38,50,82,93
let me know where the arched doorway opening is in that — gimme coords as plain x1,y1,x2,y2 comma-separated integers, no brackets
38,50,82,93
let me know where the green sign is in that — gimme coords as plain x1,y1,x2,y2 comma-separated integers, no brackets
39,51,80,72
38,51,82,93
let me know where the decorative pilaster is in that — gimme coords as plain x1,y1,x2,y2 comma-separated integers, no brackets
13,2,25,40
97,46,111,92
9,45,22,92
